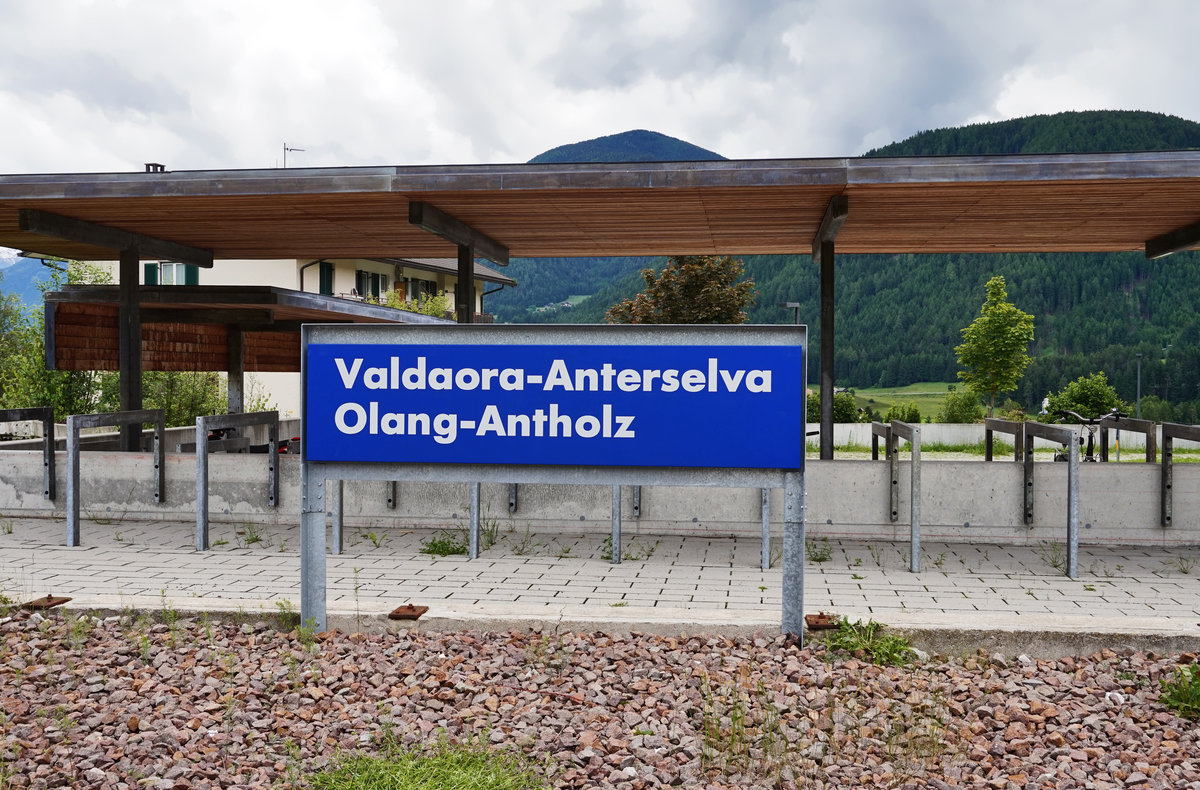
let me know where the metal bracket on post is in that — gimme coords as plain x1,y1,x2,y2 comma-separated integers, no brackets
1098,417,1157,462
632,485,641,518
194,411,280,551
984,418,1024,462
871,421,891,462
0,407,56,501
65,409,165,547
387,481,398,509
1161,423,1200,527
889,421,921,573
508,483,518,514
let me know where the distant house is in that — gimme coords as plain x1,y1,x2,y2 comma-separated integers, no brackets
120,256,514,416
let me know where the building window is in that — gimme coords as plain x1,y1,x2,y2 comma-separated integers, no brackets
354,269,388,300
146,262,198,285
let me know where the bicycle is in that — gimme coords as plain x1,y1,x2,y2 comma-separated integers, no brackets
1051,407,1126,462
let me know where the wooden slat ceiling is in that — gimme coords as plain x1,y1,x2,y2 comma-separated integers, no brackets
3,152,1200,261
44,286,446,372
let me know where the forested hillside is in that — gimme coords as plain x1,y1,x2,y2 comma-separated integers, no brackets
494,113,1200,419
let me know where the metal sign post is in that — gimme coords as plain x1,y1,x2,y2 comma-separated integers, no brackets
299,324,807,636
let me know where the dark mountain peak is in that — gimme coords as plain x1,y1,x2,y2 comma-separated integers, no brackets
528,129,726,164
865,110,1200,158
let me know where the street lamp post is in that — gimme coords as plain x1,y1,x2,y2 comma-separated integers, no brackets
1136,352,1143,419
778,301,800,325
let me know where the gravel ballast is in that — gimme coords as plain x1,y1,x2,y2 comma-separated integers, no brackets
1,609,1198,789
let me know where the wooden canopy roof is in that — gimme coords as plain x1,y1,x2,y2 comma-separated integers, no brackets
3,150,1200,262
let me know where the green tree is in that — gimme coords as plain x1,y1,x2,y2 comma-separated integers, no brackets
0,261,109,417
955,275,1035,416
937,390,985,423
1044,371,1128,421
605,255,755,324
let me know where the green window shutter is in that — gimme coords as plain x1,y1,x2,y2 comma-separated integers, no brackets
144,263,158,285
319,261,334,295
183,264,200,285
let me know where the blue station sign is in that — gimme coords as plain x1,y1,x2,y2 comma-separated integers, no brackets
304,341,805,469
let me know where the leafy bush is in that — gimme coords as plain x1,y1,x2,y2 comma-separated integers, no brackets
937,390,984,423
884,401,921,423
807,391,865,423
1044,371,1129,421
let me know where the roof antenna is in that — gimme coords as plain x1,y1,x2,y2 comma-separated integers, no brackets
283,143,305,168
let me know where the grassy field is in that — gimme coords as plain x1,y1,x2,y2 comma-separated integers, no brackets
845,382,957,420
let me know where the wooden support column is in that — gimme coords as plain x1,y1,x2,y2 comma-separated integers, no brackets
118,247,142,451
457,244,475,324
227,327,245,416
812,195,848,461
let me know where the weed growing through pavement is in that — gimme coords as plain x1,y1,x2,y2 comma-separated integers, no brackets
239,522,265,546
0,516,12,535
419,530,468,556
1083,583,1097,591
1161,663,1200,720
807,537,833,563
212,538,229,547
933,552,947,569
851,573,865,580
1034,541,1067,572
551,539,576,558
868,542,884,568
1165,555,1198,575
509,524,541,556
599,535,660,562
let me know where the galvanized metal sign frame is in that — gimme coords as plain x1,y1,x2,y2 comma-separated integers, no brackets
299,323,807,635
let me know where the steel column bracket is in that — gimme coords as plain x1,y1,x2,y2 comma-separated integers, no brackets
1161,423,1200,527
65,409,165,547
0,407,56,500
889,420,921,573
194,411,281,551
1022,421,1082,577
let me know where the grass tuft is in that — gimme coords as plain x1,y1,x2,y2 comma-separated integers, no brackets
824,617,915,666
309,734,551,790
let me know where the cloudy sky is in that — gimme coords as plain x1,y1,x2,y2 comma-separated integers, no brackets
0,0,1197,175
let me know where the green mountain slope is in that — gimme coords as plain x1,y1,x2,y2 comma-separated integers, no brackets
528,129,725,164
492,113,1200,419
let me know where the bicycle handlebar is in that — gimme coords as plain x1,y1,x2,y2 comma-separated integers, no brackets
1052,407,1128,425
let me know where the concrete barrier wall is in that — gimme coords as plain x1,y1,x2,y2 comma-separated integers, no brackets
1,448,1196,547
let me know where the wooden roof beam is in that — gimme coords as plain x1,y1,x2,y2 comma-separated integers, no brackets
1146,218,1200,260
408,201,509,266
19,208,213,267
811,195,848,261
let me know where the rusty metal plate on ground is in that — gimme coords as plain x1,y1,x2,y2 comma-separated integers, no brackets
805,612,840,630
23,595,72,610
388,604,429,621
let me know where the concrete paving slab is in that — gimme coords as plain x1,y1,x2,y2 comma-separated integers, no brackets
3,516,1200,657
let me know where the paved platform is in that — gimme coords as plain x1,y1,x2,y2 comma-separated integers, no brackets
2,516,1199,654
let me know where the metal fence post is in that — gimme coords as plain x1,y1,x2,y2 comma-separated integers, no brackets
761,488,771,571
